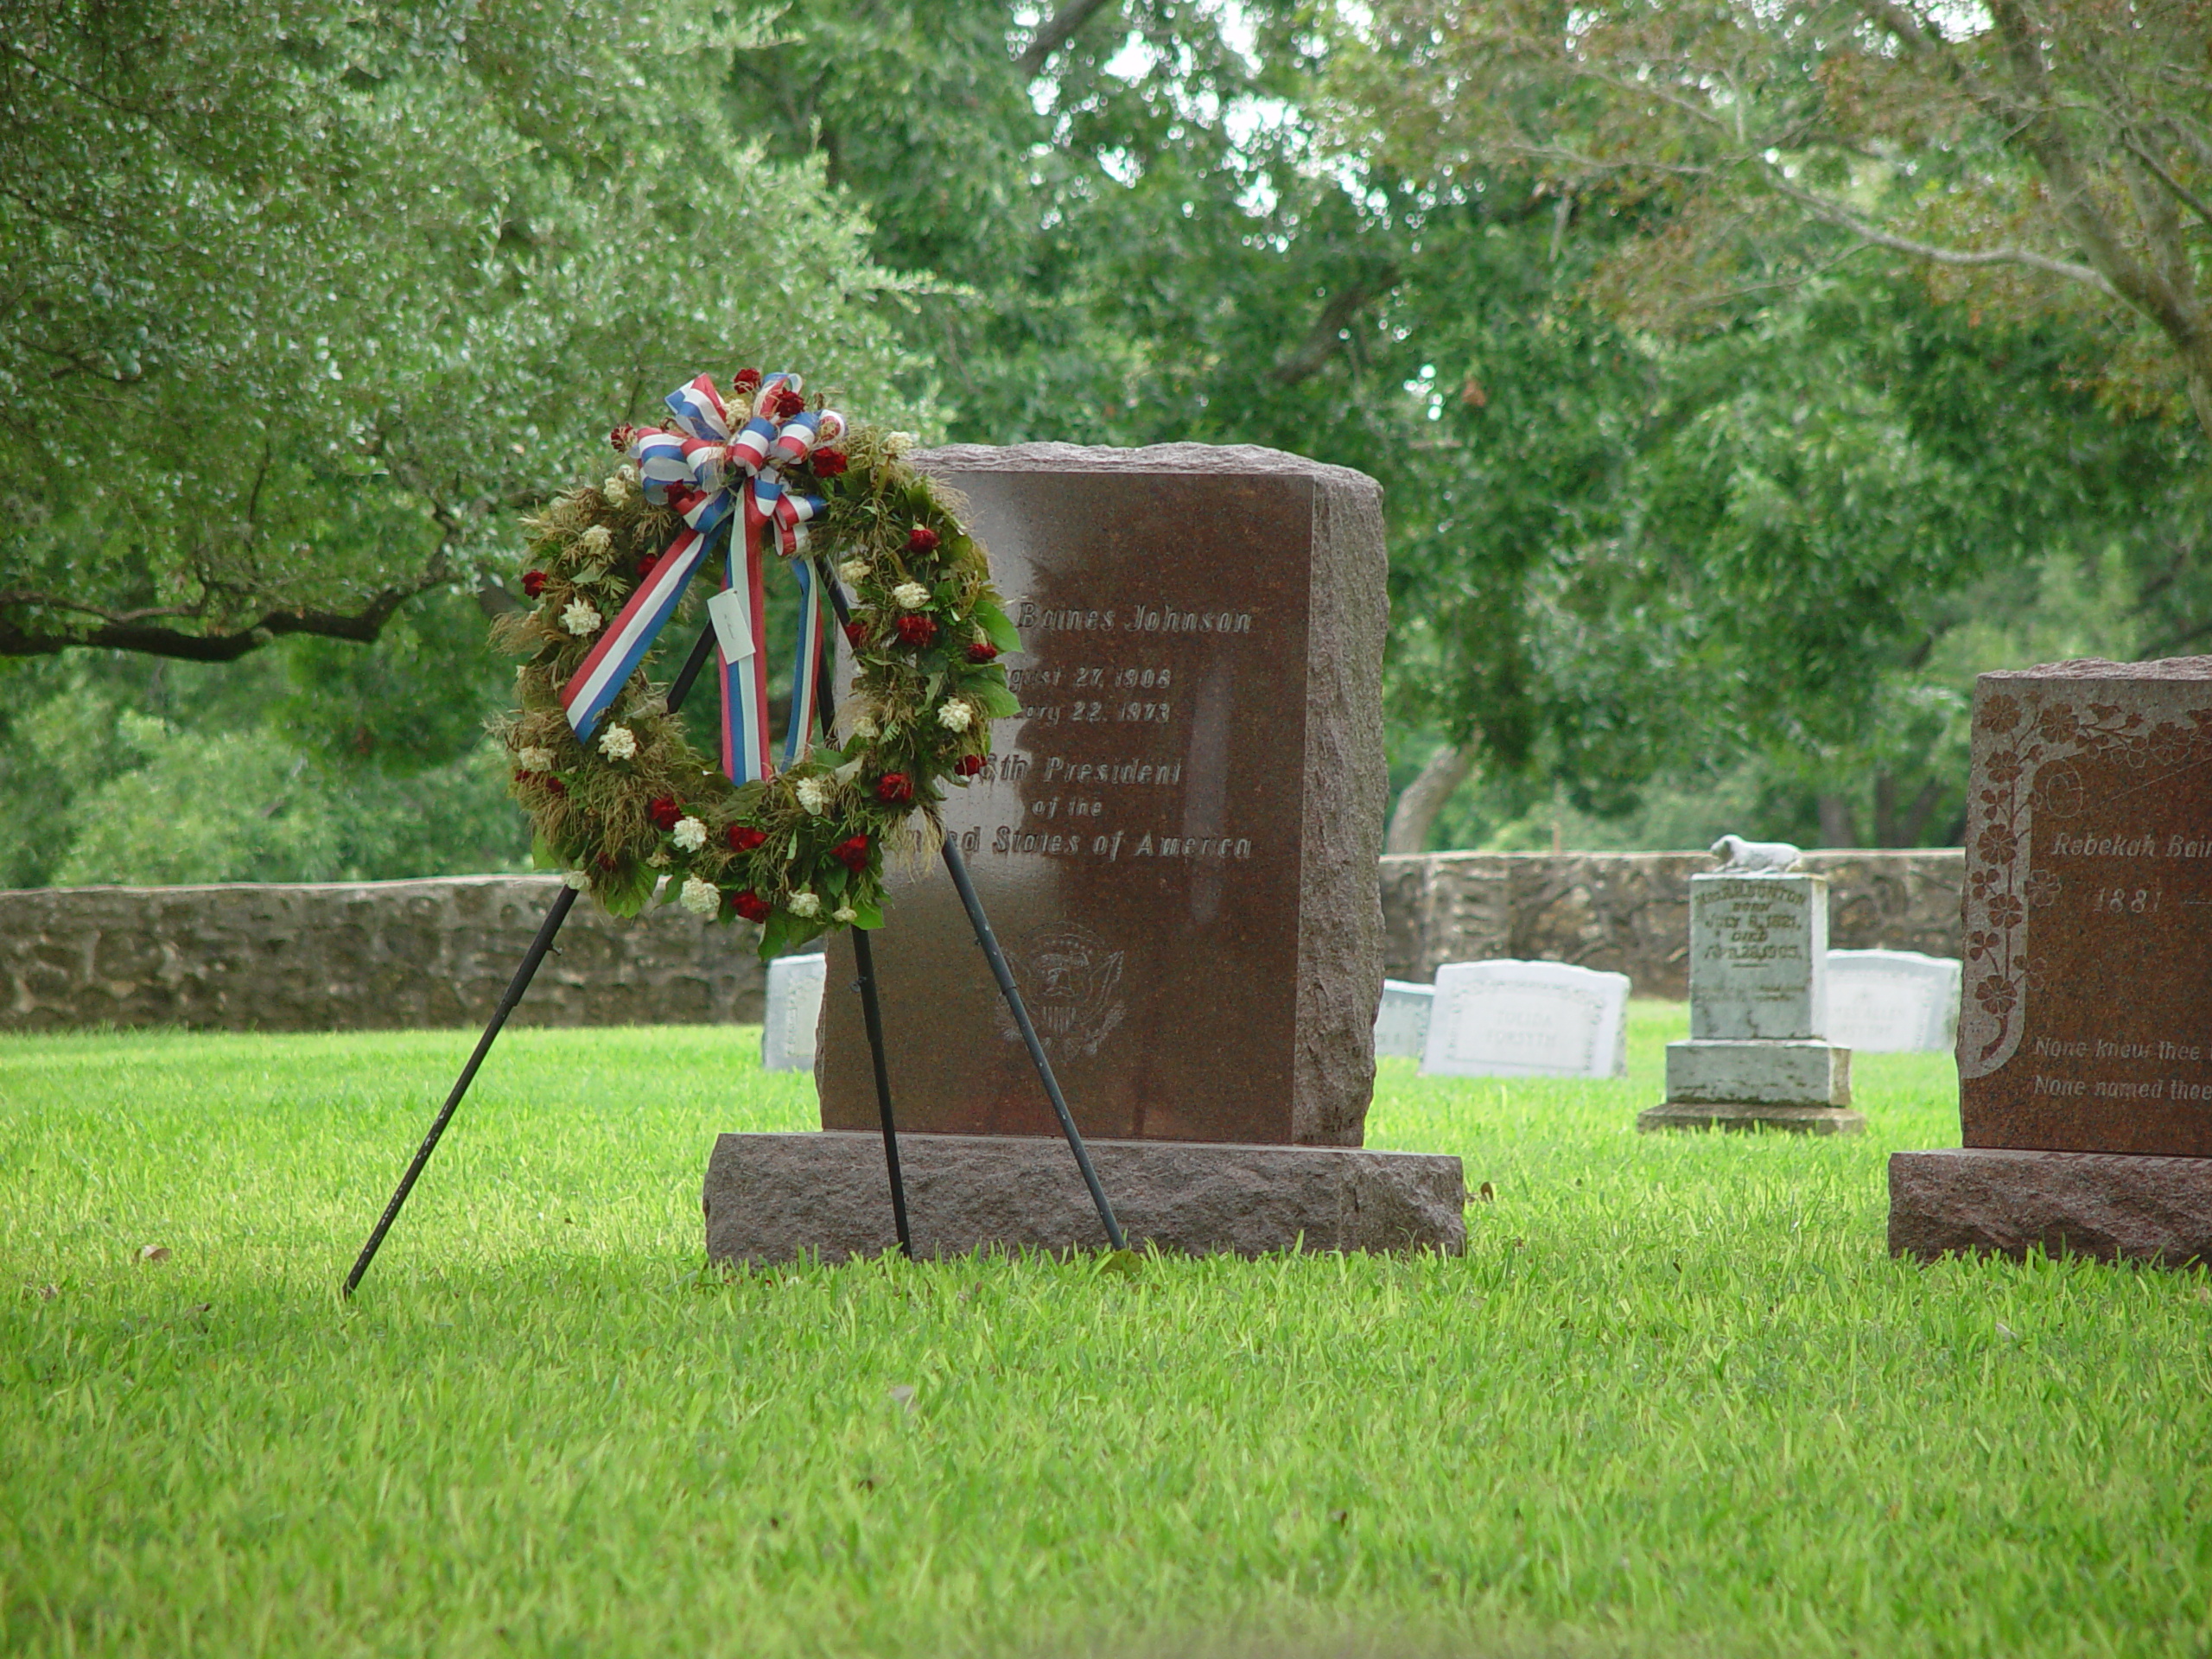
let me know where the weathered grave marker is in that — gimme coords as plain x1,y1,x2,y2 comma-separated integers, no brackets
761,952,827,1073
1891,658,2212,1263
1639,870,1861,1133
1418,960,1629,1079
703,443,1468,1261
1374,979,1436,1061
1825,949,1959,1054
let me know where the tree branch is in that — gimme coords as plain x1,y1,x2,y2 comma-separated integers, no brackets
1760,172,2114,291
1269,267,1401,385
1016,0,1119,76
2118,133,2212,236
0,583,432,661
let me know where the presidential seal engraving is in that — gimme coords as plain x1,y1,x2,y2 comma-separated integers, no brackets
997,921,1126,1058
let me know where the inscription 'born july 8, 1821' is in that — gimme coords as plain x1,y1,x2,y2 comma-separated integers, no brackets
817,444,1389,1149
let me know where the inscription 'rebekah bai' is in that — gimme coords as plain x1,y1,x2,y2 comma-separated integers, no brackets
1960,657,2212,1155
817,442,1389,1147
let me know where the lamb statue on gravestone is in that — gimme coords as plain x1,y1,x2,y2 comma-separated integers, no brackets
1710,834,1802,874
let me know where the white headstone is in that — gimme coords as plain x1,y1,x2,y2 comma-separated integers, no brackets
1824,950,1961,1053
1374,980,1435,1060
1689,873,1827,1039
761,952,828,1073
1419,959,1631,1079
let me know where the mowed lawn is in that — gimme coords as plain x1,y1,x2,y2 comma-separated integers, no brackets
3,1008,2209,1659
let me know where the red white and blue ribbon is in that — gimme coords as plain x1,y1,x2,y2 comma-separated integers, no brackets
558,373,842,785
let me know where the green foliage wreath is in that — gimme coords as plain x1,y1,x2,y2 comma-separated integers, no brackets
493,388,1019,959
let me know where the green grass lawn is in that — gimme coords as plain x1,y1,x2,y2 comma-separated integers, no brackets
3,1005,2209,1659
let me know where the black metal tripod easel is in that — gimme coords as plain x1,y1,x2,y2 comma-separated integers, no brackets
344,560,1123,1296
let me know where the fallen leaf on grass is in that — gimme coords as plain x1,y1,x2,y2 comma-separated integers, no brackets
887,1384,916,1415
1328,1509,1350,1526
1477,1181,1495,1203
2195,1287,2210,1306
1995,1320,2018,1341
23,1284,57,1301
137,1246,170,1263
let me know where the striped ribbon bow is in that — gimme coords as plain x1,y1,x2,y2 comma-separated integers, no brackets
559,373,845,784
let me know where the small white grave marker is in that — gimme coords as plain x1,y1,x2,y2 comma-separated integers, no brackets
762,952,828,1073
1824,950,1961,1053
1420,959,1630,1079
1374,979,1435,1060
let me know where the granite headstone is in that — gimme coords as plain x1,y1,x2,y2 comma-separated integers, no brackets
1373,979,1436,1062
1640,871,1859,1132
760,952,827,1074
1891,658,2212,1265
817,444,1389,1147
1825,949,1959,1054
1418,959,1629,1079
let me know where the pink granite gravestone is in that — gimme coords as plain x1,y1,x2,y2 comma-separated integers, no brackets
1890,658,2212,1265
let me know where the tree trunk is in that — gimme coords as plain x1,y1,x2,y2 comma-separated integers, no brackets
1385,744,1474,855
1817,792,1858,849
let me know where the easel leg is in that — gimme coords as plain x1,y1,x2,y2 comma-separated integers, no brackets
344,620,722,1296
848,931,914,1257
940,839,1129,1252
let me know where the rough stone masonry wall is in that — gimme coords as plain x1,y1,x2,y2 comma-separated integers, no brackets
0,875,766,1033
1380,849,1963,999
0,851,1961,1032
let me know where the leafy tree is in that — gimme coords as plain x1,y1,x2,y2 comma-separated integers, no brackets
0,0,922,660
1336,0,2212,438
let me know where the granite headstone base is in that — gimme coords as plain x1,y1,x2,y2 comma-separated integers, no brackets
1637,1103,1866,1134
702,1132,1466,1262
1888,1147,2212,1266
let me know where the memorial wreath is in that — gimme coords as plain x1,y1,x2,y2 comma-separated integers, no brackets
493,369,1020,958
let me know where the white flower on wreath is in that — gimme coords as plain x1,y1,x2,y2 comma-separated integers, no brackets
936,700,974,733
597,724,639,760
671,816,708,852
787,891,822,918
892,581,930,610
848,713,879,741
517,746,555,772
833,905,858,925
648,850,671,868
563,598,603,636
793,775,832,816
579,524,613,556
602,468,635,505
678,874,719,916
563,870,591,891
837,557,869,585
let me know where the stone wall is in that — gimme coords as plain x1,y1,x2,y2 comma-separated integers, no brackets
0,850,1961,1032
0,875,766,1033
1380,849,1962,999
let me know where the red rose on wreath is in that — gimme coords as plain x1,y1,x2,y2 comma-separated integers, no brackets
843,620,870,648
832,835,871,873
767,385,807,421
637,551,660,580
609,424,637,453
965,639,999,663
647,795,683,832
544,777,567,797
522,569,549,598
730,889,772,923
728,824,768,852
906,525,940,555
894,613,938,648
810,447,848,477
733,368,763,391
877,772,915,804
955,753,985,777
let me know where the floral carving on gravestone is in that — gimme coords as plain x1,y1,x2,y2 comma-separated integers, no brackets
1959,692,2212,1077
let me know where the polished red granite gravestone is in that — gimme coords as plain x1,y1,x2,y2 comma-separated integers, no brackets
816,444,1385,1147
1890,658,2212,1264
702,443,1468,1262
